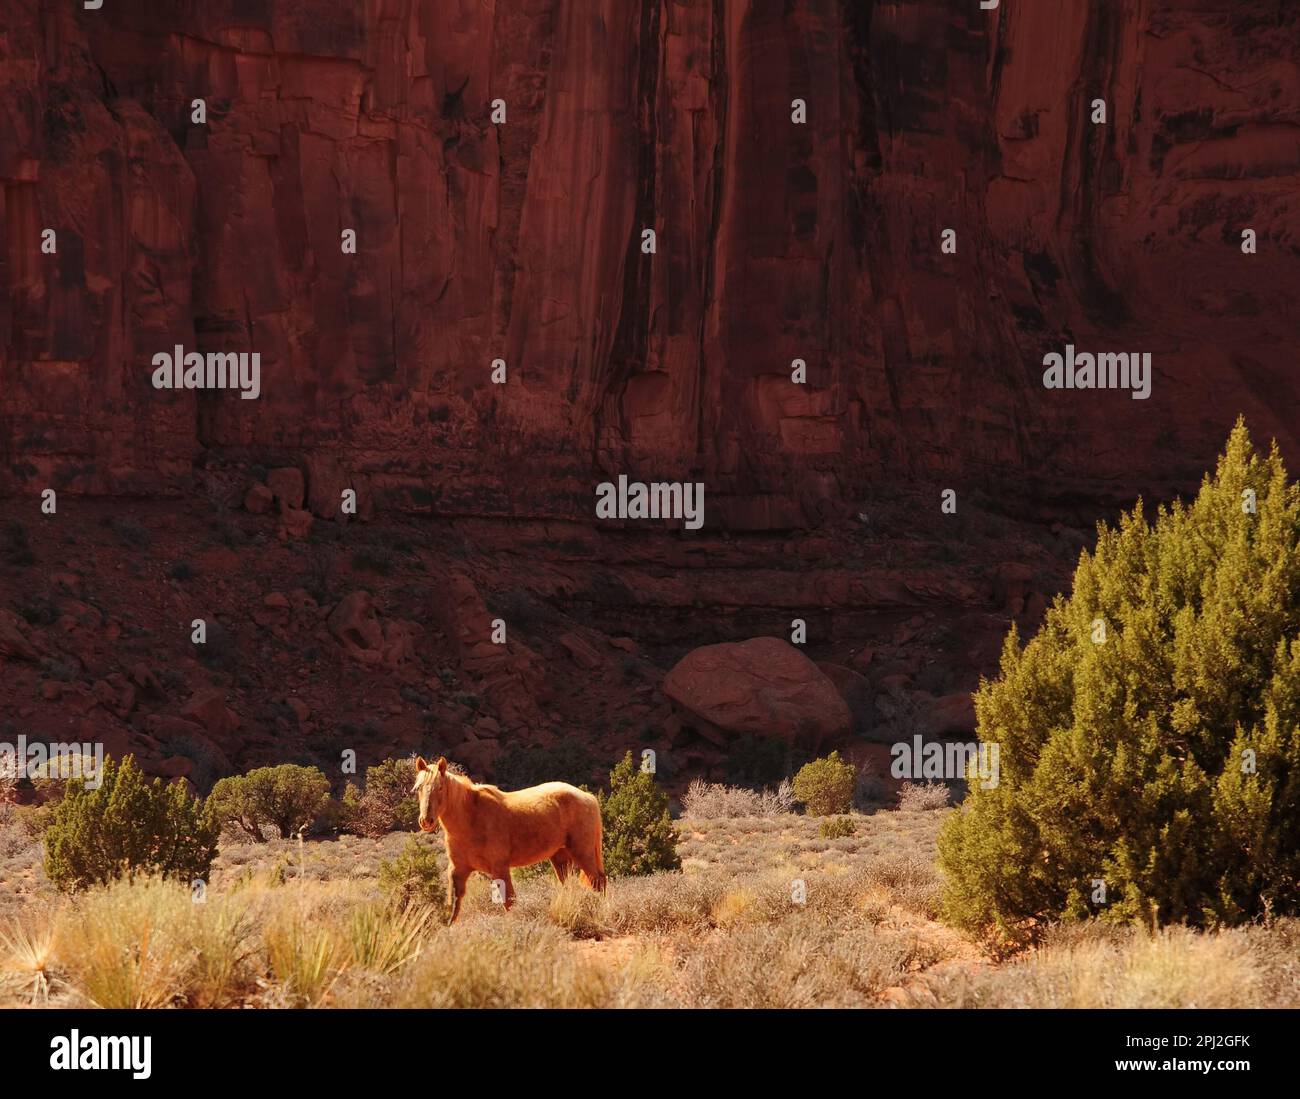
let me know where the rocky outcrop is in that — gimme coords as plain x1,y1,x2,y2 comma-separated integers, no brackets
2,2,1296,525
664,637,851,749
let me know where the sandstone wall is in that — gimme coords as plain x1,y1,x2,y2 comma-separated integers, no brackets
2,1,1296,526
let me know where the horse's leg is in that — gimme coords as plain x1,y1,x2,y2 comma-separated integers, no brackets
448,865,470,924
572,844,607,893
488,867,516,911
550,848,573,884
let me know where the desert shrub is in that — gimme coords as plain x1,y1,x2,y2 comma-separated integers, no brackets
166,559,197,582
196,620,237,673
379,836,447,916
103,515,150,549
918,925,1272,1009
793,751,856,816
15,592,58,627
493,742,595,790
0,754,15,807
351,546,397,575
723,733,811,787
262,913,347,1007
339,758,419,837
680,778,795,819
48,878,258,1008
598,752,680,877
897,782,950,811
342,902,432,976
207,764,330,842
675,919,925,1008
819,815,856,839
44,755,220,892
391,920,609,1009
26,751,103,807
939,421,1300,947
3,519,34,566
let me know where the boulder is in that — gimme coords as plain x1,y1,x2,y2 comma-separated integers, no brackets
0,610,37,662
919,691,977,738
266,467,305,510
92,674,136,719
558,631,602,670
278,505,314,541
816,661,872,730
664,636,851,750
304,454,351,519
328,590,384,663
180,687,241,740
243,482,274,515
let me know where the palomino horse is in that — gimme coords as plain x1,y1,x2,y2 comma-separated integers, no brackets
411,756,606,922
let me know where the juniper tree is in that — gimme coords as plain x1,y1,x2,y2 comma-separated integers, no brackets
599,752,680,877
208,764,331,841
44,755,219,891
939,420,1300,946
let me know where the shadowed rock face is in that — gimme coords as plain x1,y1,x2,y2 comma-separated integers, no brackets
2,1,1297,526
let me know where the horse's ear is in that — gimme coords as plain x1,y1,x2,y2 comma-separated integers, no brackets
415,756,428,772
436,756,447,774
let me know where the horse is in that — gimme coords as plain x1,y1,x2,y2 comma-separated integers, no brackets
411,755,606,923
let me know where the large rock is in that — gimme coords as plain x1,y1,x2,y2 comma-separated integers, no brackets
266,467,305,511
328,591,384,664
180,687,241,740
664,637,851,749
0,610,38,662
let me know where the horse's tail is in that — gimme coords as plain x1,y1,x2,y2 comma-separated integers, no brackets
591,805,606,892
583,793,607,893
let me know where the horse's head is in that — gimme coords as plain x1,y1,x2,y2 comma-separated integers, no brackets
412,756,449,833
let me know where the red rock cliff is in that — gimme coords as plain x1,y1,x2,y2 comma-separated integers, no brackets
2,0,1297,526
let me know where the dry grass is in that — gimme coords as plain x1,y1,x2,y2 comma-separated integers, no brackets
680,778,795,819
896,782,951,811
1,805,1296,1008
912,921,1300,1008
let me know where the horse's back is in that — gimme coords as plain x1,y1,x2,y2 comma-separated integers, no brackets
501,780,597,819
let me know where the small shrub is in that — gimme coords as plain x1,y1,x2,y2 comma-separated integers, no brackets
379,836,448,917
897,782,950,811
3,520,34,566
343,902,433,975
351,546,397,575
448,690,481,712
104,516,151,549
819,815,856,839
680,779,795,819
391,920,609,1008
0,754,16,807
15,593,58,627
598,752,680,877
263,915,347,1007
793,751,856,816
339,758,420,837
167,560,197,582
207,764,331,841
44,755,220,891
